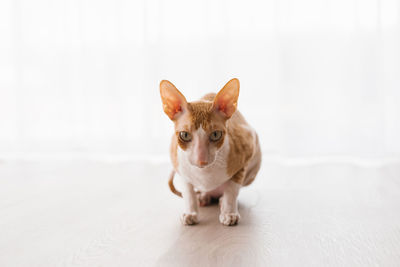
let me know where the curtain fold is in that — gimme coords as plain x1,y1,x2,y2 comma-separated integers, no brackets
0,0,399,158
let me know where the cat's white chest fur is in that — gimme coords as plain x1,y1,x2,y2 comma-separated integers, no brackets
177,136,231,192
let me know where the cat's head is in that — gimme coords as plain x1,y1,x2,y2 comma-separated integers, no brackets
160,79,240,168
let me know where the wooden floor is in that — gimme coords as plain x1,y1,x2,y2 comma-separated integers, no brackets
0,159,399,267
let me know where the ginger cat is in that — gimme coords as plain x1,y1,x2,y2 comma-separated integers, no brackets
160,78,261,226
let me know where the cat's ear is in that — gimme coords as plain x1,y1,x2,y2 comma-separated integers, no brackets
213,78,240,119
160,80,188,120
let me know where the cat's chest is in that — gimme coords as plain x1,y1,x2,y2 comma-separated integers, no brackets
177,145,231,192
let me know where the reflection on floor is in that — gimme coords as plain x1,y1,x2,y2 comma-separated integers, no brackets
0,160,399,266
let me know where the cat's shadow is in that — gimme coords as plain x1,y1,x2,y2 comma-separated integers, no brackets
156,202,269,267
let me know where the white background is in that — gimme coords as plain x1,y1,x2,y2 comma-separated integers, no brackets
1,2,400,266
1,0,400,160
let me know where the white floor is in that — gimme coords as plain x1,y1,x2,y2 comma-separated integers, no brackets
0,159,399,267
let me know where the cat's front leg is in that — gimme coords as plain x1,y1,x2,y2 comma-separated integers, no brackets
219,170,243,226
181,179,199,225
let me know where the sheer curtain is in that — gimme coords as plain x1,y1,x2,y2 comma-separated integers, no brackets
0,0,399,160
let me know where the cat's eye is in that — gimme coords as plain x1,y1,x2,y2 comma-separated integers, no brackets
179,131,192,142
210,131,223,142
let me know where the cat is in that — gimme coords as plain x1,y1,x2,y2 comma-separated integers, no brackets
160,78,261,226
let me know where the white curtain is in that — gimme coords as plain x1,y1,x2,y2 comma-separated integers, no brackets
0,0,399,159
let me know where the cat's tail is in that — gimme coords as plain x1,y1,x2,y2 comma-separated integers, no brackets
168,170,182,198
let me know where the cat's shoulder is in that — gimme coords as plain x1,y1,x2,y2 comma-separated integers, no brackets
226,110,256,176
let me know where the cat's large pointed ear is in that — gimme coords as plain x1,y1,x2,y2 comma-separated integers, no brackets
160,80,188,120
212,78,240,119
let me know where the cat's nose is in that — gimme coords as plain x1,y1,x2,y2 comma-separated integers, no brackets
198,161,208,167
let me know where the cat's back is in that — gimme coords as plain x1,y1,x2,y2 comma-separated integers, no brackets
226,107,261,184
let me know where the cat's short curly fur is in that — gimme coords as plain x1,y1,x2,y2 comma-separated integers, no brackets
160,78,261,226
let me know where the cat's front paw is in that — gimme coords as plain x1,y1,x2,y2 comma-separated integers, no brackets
181,212,199,225
219,212,240,226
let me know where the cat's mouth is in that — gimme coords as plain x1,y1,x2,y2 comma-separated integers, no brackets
194,162,208,168
193,159,217,169
197,161,208,168
189,154,218,169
